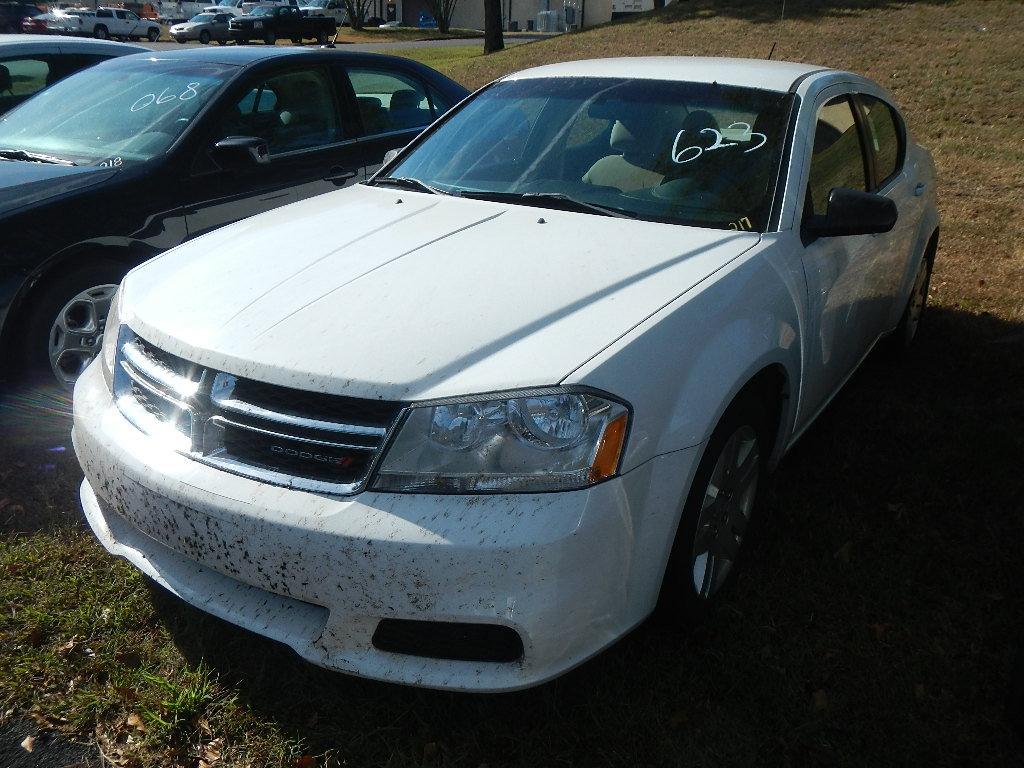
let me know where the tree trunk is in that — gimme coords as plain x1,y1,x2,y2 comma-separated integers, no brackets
483,0,503,53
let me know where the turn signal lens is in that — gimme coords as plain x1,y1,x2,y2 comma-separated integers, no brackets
590,412,628,484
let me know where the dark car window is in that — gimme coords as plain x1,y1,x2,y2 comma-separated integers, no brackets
858,94,903,189
347,67,433,135
0,57,49,113
97,8,112,17
806,96,868,217
218,67,343,156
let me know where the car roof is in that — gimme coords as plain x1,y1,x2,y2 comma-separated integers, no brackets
503,56,832,93
0,34,148,54
121,45,426,68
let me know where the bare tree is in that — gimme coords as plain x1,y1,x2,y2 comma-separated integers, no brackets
423,0,459,33
483,0,503,53
343,0,374,29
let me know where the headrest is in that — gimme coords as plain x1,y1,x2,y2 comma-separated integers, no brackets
390,89,419,111
0,65,11,93
357,96,382,110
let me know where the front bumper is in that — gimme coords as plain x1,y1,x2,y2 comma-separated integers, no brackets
73,362,700,691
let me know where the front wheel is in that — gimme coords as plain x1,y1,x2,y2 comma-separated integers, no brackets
199,29,211,43
147,26,160,41
656,391,770,622
93,24,108,38
887,251,934,355
263,30,276,44
315,29,328,44
24,262,126,388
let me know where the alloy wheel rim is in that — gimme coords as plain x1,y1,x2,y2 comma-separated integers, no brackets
691,425,760,600
906,259,930,340
48,284,119,387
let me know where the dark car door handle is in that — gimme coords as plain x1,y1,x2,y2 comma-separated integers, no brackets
914,182,926,197
326,166,357,185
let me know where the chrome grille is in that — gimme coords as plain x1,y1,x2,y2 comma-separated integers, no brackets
112,330,403,495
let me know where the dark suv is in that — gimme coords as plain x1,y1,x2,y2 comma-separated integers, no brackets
0,3,42,32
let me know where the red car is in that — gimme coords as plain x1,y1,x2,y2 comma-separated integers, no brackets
0,2,43,32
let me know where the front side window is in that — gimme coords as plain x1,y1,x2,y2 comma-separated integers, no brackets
384,77,793,231
859,94,902,188
806,96,867,217
0,58,233,166
347,68,434,134
218,68,342,155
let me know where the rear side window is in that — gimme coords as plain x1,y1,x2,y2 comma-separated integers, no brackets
0,57,50,107
806,96,867,217
859,94,903,188
347,67,434,135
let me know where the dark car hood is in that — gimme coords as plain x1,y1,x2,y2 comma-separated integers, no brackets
0,162,118,218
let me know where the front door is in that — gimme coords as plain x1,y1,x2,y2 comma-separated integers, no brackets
183,64,364,238
796,90,887,425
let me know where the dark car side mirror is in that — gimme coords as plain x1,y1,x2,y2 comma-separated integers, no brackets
805,187,898,238
211,136,270,170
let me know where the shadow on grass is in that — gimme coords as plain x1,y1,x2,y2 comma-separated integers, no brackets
145,304,1023,765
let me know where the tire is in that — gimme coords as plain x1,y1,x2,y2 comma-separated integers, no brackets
147,26,160,41
217,38,227,44
199,29,211,43
23,261,126,388
291,36,302,44
655,390,772,623
315,29,328,44
886,246,935,355
93,24,108,39
263,30,276,44
175,37,186,43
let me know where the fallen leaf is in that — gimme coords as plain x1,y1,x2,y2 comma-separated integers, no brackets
291,757,316,768
126,712,146,732
21,735,36,753
199,737,224,767
812,689,829,712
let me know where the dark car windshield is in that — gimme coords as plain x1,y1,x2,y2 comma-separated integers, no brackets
0,58,233,167
384,77,793,231
248,6,275,16
189,12,216,21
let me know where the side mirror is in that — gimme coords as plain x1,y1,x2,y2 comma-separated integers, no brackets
805,187,897,238
382,148,400,166
212,136,270,170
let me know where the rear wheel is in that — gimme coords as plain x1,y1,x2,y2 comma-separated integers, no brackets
93,24,108,38
315,29,328,44
263,30,276,44
656,391,770,622
291,36,302,44
199,29,211,43
147,26,160,41
23,262,126,388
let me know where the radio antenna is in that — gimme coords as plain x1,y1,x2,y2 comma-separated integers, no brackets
768,41,777,59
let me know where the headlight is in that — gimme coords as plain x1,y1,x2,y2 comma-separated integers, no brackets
99,285,123,391
370,389,630,494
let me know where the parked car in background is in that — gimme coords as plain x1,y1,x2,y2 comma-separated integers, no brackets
0,47,467,386
20,9,81,34
0,34,145,113
76,7,162,40
240,0,297,13
229,5,334,44
169,11,232,43
72,57,937,692
0,2,41,33
299,0,345,24
201,0,246,17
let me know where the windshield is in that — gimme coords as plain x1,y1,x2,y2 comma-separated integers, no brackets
305,0,327,7
189,12,215,21
0,58,232,167
385,77,793,231
248,6,275,16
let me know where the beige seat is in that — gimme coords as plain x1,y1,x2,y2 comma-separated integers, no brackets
582,118,668,192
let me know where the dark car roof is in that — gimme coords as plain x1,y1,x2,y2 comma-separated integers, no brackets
122,45,433,70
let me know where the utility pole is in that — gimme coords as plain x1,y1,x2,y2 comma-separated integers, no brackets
484,0,503,53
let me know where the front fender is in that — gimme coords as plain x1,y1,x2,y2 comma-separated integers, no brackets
567,236,807,472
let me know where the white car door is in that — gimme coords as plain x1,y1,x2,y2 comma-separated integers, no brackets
795,88,890,425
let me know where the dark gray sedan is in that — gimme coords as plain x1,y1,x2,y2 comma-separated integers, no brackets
169,12,232,44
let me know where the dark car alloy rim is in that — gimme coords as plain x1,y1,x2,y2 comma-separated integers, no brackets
49,284,119,387
691,425,760,599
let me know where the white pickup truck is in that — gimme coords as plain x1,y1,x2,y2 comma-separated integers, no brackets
75,7,162,40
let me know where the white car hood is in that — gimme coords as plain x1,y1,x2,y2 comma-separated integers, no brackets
124,185,759,401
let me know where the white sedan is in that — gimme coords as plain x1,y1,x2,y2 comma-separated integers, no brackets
73,57,939,691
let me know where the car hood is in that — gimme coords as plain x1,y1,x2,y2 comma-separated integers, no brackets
124,185,759,401
0,162,117,217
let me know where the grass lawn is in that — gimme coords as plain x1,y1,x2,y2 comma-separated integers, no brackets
333,26,482,43
2,0,1023,765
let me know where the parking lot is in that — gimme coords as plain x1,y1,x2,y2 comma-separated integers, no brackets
1,0,1023,766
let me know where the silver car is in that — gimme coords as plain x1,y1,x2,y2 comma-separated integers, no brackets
169,12,232,44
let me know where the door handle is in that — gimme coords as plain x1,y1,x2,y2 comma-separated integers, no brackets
913,182,926,197
326,166,357,185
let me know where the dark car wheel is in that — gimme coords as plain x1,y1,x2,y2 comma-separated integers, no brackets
147,26,160,41
655,389,771,624
315,29,328,44
199,29,211,43
216,38,227,44
93,24,108,38
24,262,126,388
263,30,276,44
290,36,302,43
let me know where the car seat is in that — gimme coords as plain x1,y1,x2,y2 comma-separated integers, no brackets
581,115,671,192
357,96,389,135
0,65,13,95
388,88,428,131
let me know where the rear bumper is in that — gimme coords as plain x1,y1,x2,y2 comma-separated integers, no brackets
73,361,700,691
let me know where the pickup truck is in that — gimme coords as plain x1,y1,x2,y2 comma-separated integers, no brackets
76,7,162,40
228,3,333,43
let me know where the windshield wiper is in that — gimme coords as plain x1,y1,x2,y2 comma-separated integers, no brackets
456,191,637,219
370,176,447,195
0,148,76,166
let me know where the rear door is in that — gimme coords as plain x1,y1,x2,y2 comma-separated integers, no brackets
183,62,365,238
